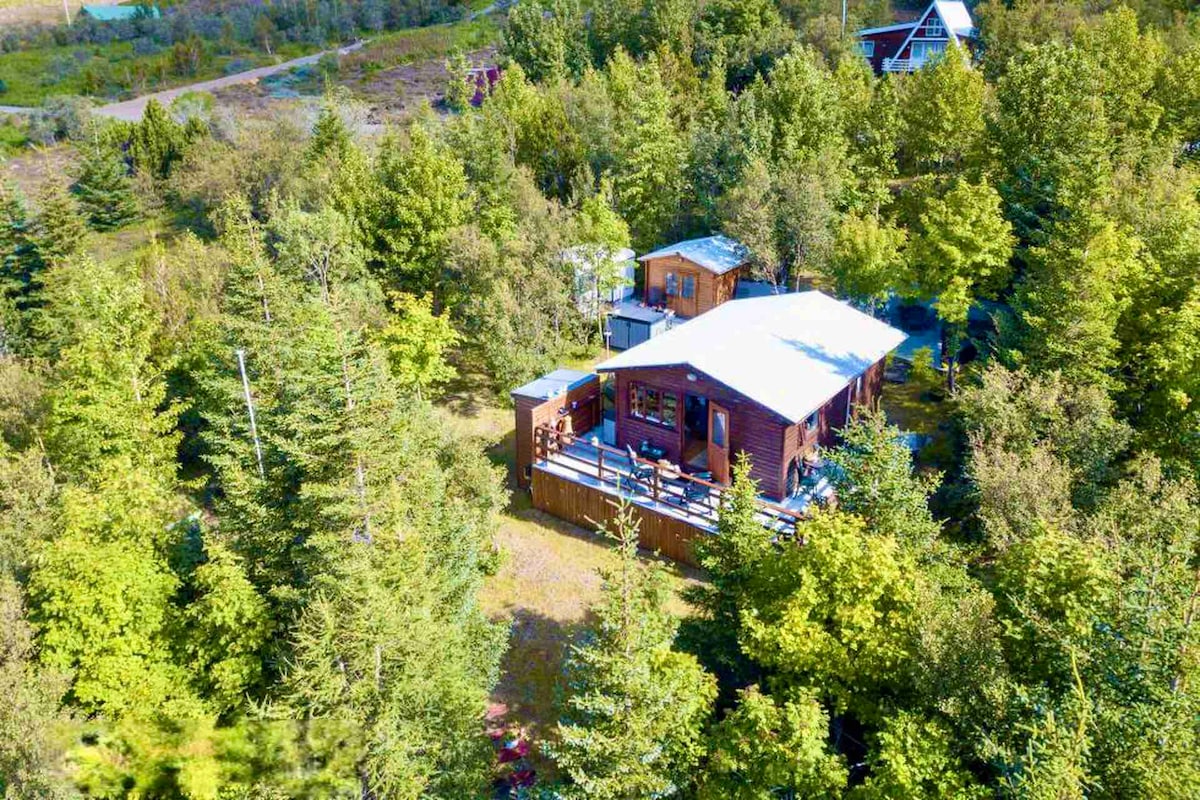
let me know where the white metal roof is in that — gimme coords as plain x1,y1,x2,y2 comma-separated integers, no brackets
596,292,907,423
637,235,746,275
856,20,917,36
934,0,976,36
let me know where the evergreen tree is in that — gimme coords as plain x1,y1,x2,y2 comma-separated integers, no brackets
27,186,89,274
71,142,139,230
824,410,942,552
129,99,188,179
610,51,686,250
551,502,716,799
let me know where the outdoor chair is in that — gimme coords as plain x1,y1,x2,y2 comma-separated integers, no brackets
623,444,655,492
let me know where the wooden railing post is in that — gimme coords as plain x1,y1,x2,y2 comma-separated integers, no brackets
597,448,604,480
652,465,660,502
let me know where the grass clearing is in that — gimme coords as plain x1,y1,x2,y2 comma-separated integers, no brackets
436,355,701,771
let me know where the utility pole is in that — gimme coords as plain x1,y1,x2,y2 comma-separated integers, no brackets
63,0,72,26
236,349,265,479
841,0,848,36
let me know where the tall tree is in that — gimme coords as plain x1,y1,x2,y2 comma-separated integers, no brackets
551,503,716,799
372,121,470,303
898,44,986,175
71,142,139,231
907,178,1014,391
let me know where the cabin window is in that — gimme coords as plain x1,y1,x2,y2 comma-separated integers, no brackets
665,273,678,297
805,409,819,433
911,40,947,63
681,274,696,300
857,40,875,57
919,19,946,37
629,383,677,428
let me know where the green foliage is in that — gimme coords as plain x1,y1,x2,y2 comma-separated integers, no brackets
71,142,139,231
129,99,199,179
502,0,588,82
908,177,1014,327
444,50,477,113
698,685,847,799
0,577,75,800
1005,213,1143,390
824,410,941,552
897,44,986,174
372,121,471,297
378,292,460,399
851,712,987,799
550,502,716,799
739,510,920,721
828,210,906,307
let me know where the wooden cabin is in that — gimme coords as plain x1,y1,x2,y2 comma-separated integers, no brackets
512,369,600,489
855,0,976,74
640,235,748,319
595,292,906,501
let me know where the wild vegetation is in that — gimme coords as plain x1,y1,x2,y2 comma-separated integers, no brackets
1,0,1199,797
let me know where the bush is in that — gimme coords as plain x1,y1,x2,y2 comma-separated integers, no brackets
27,96,92,144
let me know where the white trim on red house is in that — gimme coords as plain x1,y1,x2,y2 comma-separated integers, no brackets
855,20,917,36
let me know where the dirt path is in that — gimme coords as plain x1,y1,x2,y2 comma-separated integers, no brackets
93,41,365,121
0,41,365,121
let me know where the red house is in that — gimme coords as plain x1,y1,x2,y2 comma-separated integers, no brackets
855,0,976,74
595,292,906,500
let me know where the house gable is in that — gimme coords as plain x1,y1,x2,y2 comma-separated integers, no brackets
856,0,975,73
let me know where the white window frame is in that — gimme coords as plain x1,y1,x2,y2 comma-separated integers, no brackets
857,39,875,58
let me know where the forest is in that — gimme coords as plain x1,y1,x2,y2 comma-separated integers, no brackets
1,0,1199,797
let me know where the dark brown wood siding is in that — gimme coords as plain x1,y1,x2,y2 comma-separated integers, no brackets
532,467,704,565
512,376,601,489
777,356,888,493
611,366,790,499
643,255,746,318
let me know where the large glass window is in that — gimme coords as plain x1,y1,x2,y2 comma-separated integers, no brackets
857,40,875,58
629,383,677,428
681,274,696,300
911,40,947,63
665,273,678,297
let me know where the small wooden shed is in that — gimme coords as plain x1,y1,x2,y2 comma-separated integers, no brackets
511,369,601,489
640,235,748,319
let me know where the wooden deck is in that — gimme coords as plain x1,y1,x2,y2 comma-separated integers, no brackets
529,424,829,565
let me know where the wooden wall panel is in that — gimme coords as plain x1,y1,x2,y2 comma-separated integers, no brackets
611,366,788,499
531,467,704,566
512,377,601,489
643,256,746,318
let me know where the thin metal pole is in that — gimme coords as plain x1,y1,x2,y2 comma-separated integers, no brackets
841,0,847,35
236,349,265,478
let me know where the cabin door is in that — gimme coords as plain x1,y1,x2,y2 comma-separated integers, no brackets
708,402,731,485
668,270,699,318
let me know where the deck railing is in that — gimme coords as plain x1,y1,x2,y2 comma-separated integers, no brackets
882,57,922,72
532,424,805,537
